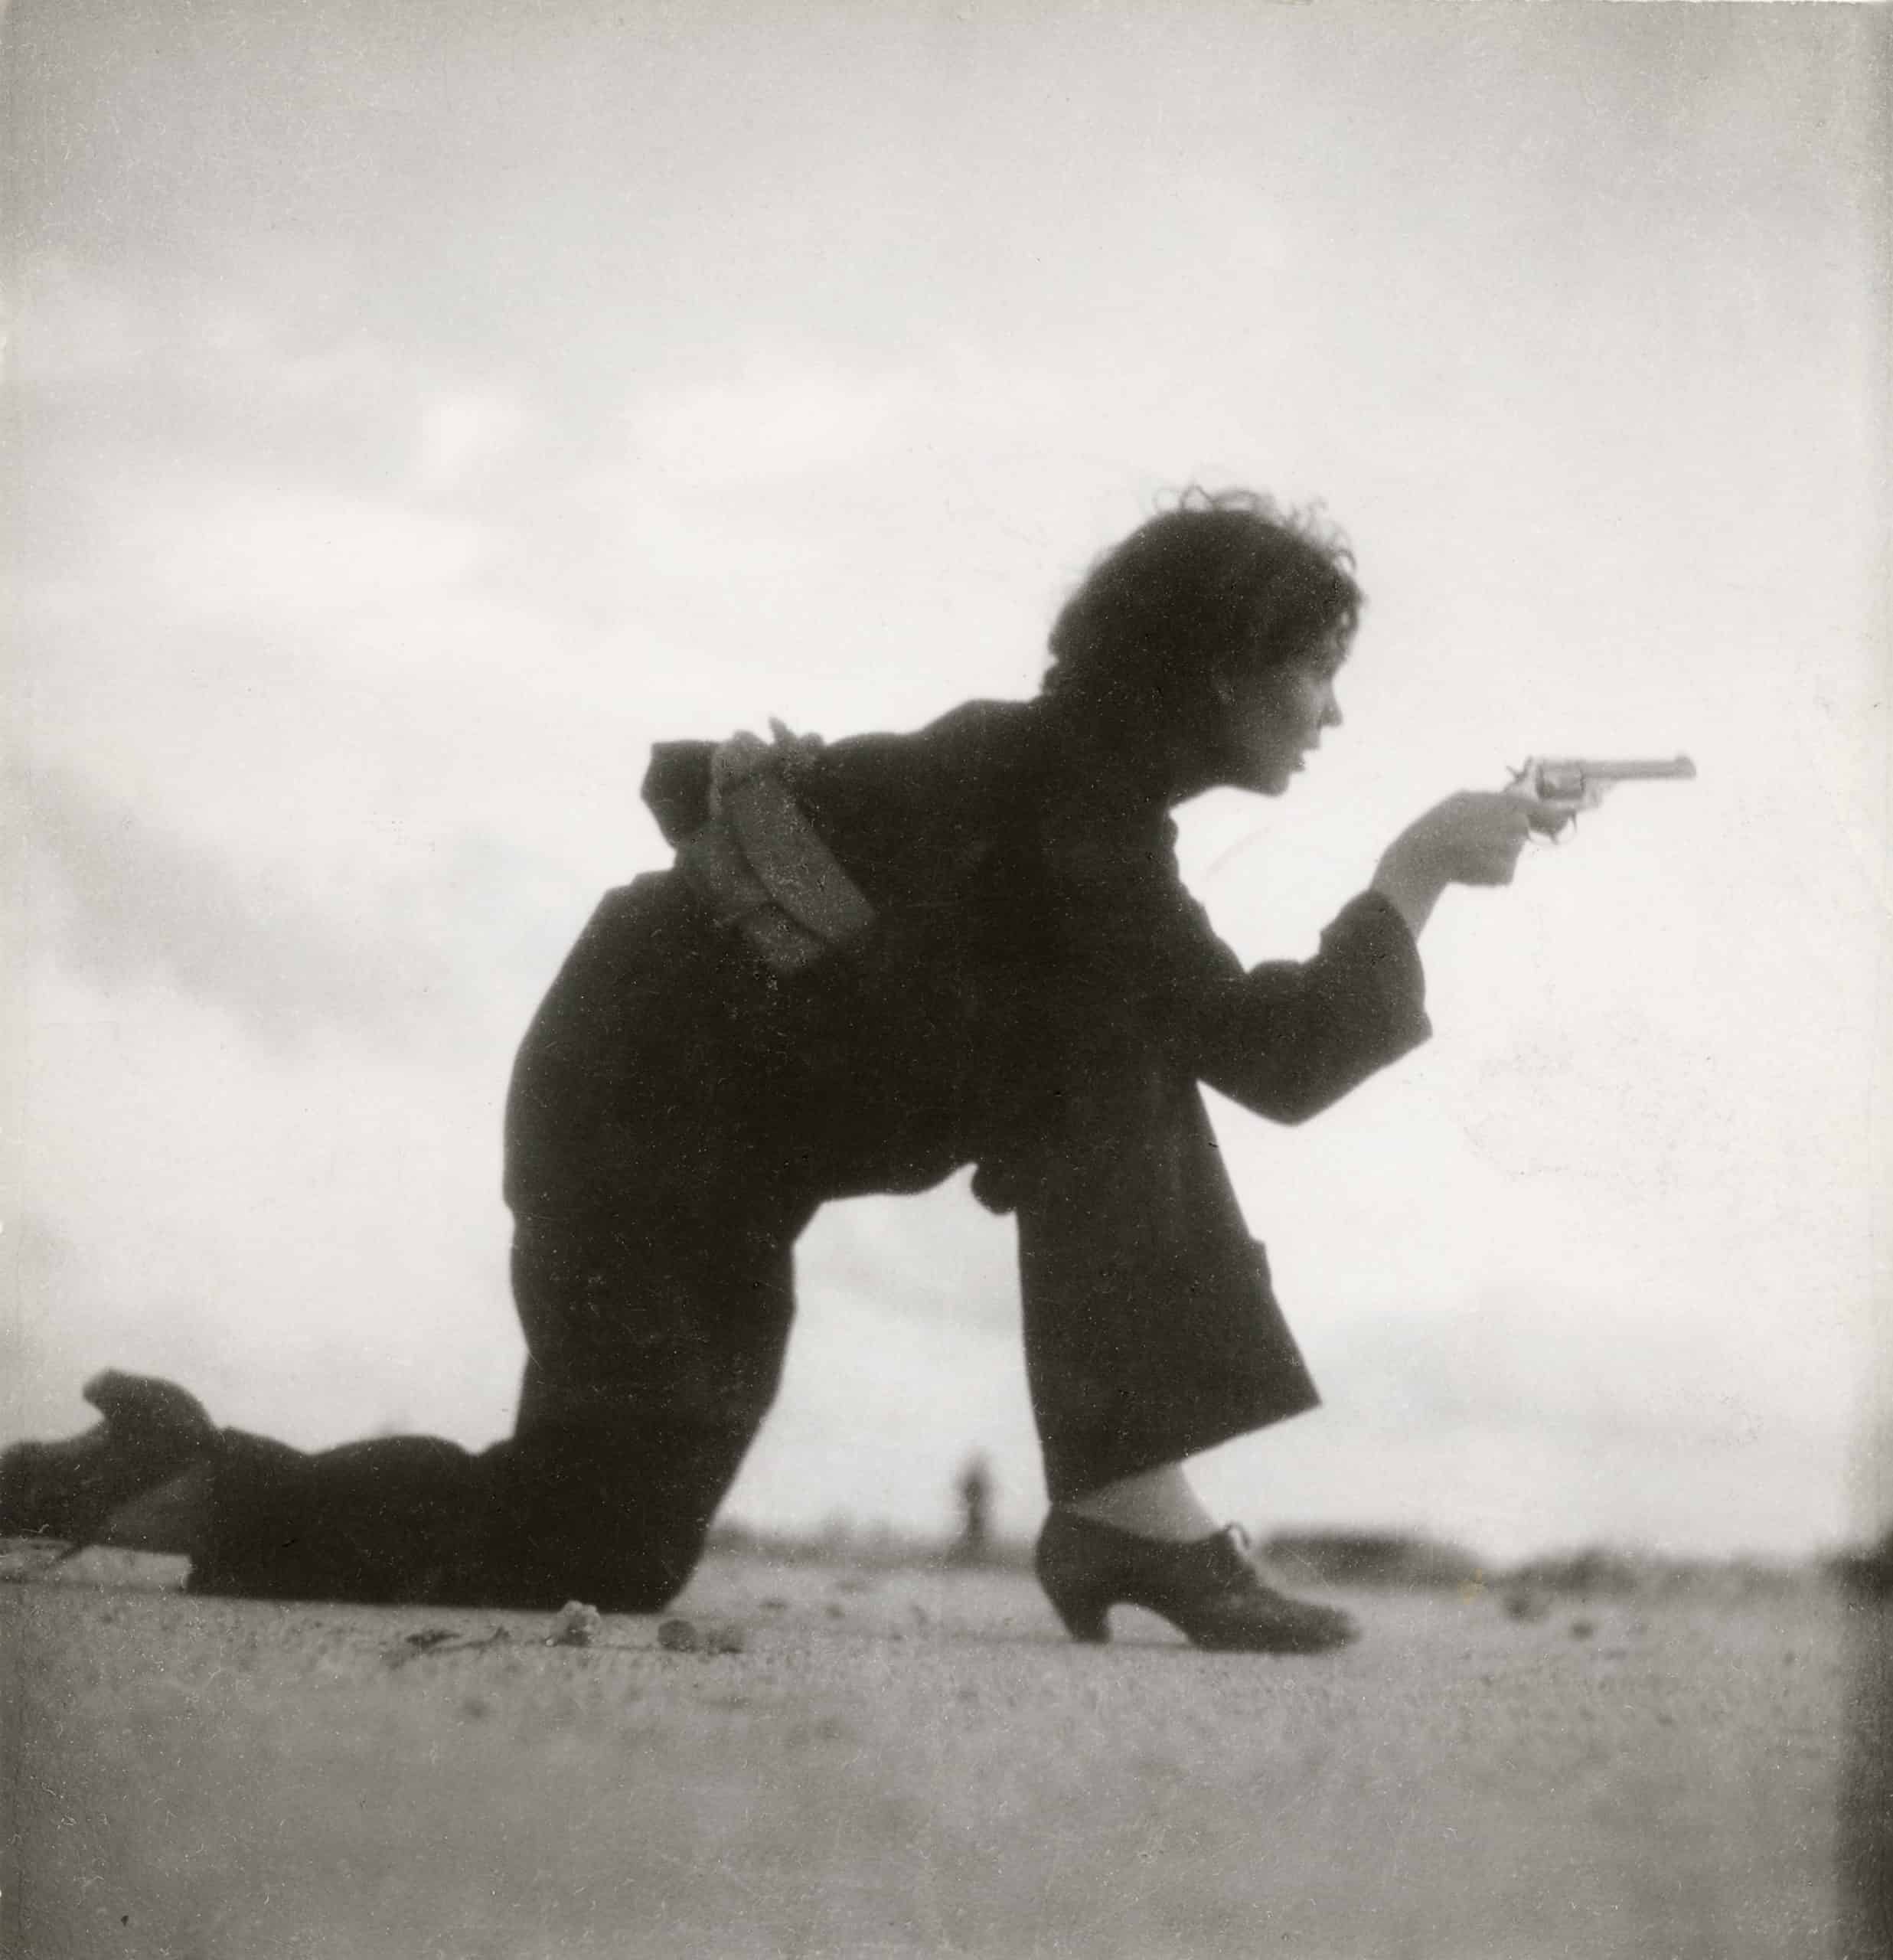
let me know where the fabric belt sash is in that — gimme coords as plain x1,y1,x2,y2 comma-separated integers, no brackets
675,770,876,974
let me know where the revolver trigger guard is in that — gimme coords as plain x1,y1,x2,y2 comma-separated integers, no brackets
1523,802,1576,846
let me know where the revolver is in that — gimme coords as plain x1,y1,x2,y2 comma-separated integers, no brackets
1506,756,1696,837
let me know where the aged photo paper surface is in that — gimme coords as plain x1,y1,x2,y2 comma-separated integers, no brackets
5,2,1888,1954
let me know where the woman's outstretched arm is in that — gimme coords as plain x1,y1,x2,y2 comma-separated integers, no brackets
1042,789,1539,1126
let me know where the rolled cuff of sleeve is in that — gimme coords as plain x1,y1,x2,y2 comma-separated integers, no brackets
1194,887,1433,1122
1325,887,1432,1056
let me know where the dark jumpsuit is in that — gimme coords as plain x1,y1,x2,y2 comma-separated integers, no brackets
189,697,1430,1610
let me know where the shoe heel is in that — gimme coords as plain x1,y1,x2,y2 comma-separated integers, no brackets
1041,1579,1111,1645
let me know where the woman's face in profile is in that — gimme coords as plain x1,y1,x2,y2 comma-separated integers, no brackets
1215,639,1347,796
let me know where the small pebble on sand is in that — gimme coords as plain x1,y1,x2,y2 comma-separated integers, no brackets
547,1601,603,1648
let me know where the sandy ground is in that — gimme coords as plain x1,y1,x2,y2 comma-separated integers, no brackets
1,1547,1880,1960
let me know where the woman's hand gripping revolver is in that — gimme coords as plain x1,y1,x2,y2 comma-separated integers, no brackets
1369,757,1693,937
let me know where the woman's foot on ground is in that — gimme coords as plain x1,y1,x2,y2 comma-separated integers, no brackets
1036,1509,1359,1654
0,1371,219,1550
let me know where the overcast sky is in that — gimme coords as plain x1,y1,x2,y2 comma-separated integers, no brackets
5,0,1886,1563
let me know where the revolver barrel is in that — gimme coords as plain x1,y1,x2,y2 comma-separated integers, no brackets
1578,757,1696,782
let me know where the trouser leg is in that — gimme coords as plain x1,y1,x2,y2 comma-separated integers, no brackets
485,1197,805,1612
1016,1068,1320,1504
185,1195,803,1610
188,1431,501,1606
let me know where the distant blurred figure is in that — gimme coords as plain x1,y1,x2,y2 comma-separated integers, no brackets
951,1453,995,1566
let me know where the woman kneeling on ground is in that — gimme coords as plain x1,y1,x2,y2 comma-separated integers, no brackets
2,489,1545,1652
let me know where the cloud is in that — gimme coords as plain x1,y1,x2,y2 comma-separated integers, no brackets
412,390,531,495
2,260,145,386
18,757,459,1051
119,478,485,624
625,358,920,488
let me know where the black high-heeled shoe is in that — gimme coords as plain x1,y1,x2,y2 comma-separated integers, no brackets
0,1370,219,1549
1035,1510,1359,1654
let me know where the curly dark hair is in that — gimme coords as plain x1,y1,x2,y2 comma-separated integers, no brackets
1042,488,1362,741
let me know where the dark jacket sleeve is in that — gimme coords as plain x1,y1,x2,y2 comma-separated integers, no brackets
1181,890,1431,1122
1038,801,1431,1125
